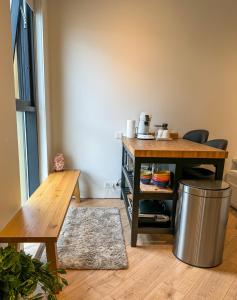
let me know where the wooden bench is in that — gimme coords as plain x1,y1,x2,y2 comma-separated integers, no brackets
0,170,80,271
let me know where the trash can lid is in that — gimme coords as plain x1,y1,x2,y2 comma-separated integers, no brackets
179,180,231,198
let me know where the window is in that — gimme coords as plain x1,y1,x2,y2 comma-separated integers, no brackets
11,0,39,202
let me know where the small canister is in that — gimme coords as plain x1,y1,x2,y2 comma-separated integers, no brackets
126,120,136,138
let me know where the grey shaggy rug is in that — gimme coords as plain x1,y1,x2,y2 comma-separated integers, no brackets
56,207,128,270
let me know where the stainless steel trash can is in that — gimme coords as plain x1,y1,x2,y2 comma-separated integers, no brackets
173,180,231,268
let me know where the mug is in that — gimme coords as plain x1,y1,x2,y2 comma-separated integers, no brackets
162,130,169,139
156,129,163,139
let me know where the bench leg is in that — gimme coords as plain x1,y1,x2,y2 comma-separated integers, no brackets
46,242,58,273
8,243,20,251
73,180,80,203
34,243,45,260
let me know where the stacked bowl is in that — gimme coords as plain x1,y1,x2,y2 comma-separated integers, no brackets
152,171,170,188
140,171,152,185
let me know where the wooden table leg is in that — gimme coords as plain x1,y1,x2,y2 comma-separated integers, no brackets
9,243,20,251
72,180,80,203
46,242,58,272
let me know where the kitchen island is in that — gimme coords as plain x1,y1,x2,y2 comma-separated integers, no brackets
121,137,228,246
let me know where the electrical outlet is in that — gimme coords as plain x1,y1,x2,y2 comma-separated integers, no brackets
104,181,121,189
114,131,123,140
113,182,121,189
104,182,112,189
104,181,121,198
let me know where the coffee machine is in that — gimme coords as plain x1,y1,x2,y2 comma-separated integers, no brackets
137,112,155,140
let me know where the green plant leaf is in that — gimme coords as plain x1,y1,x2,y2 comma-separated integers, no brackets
29,292,44,300
61,278,68,286
47,294,56,300
57,268,66,274
0,246,68,299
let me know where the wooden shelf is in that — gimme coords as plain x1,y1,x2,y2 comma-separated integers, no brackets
122,166,174,198
140,182,173,194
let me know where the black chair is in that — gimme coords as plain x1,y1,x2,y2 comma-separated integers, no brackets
183,129,209,144
183,139,228,179
205,139,228,150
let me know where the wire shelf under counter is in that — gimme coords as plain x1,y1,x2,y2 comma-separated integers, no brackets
121,188,173,233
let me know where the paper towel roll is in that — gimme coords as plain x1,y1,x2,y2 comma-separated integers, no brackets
126,120,136,138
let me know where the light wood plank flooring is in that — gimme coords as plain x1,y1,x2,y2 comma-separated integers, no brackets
57,198,237,300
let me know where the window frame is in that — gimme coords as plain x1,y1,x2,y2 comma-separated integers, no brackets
11,0,40,197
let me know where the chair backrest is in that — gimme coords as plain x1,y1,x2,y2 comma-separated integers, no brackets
183,129,209,144
205,139,228,150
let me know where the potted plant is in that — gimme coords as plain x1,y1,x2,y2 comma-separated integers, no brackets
0,246,68,300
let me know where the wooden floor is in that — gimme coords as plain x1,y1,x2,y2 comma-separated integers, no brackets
57,198,237,300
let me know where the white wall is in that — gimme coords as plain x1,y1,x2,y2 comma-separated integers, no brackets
47,0,237,198
0,0,21,228
34,0,52,181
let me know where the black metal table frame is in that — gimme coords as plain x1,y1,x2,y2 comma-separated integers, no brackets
121,145,225,247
